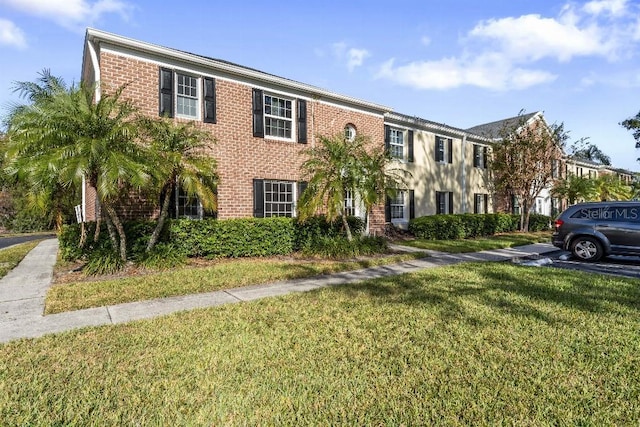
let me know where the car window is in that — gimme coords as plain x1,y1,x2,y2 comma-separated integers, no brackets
569,206,640,221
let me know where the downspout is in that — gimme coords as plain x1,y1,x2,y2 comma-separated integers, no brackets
461,133,467,213
82,38,101,221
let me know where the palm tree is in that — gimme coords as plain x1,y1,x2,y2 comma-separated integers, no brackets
551,174,597,205
593,174,632,201
298,133,408,240
138,117,219,252
5,81,151,261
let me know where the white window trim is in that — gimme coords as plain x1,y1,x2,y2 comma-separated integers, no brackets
437,136,448,164
263,180,297,217
175,72,201,121
263,93,296,142
390,191,408,223
344,190,365,219
389,128,405,161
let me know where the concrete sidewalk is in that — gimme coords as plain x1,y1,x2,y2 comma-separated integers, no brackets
0,239,558,344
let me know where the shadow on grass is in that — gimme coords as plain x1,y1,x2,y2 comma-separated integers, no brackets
334,263,640,324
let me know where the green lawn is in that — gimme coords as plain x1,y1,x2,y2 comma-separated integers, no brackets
2,263,639,425
0,240,41,279
400,231,552,253
46,253,426,314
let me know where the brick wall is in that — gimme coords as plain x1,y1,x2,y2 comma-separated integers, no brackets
94,51,386,233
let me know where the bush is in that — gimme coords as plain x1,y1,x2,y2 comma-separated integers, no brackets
409,212,550,240
301,235,387,258
294,215,364,251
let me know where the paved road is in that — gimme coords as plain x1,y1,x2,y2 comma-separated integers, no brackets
0,234,56,250
542,250,640,279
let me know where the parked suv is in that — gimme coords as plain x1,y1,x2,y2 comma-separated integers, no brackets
552,201,640,261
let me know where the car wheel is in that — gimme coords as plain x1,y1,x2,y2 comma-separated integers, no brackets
571,236,603,262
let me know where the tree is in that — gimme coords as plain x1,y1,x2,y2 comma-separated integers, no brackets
620,112,640,161
5,79,151,261
492,112,568,231
2,69,77,231
570,141,611,165
551,174,596,205
593,174,632,201
138,117,219,252
298,134,407,240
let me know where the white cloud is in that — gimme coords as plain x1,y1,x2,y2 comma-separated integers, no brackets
420,36,431,47
376,0,640,91
330,41,370,72
0,0,132,29
346,48,370,72
0,18,27,49
469,14,611,62
376,55,556,91
583,0,628,17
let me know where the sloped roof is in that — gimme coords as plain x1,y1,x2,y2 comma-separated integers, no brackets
386,112,491,142
465,112,540,139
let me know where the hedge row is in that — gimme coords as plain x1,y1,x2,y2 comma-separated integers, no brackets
408,213,551,240
59,215,365,261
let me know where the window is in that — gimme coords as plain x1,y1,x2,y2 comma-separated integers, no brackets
252,89,306,143
264,180,295,217
175,186,202,219
176,73,199,119
264,94,293,139
344,190,356,216
159,68,216,123
474,193,488,214
436,136,452,163
551,159,560,178
389,128,404,159
390,191,405,220
436,191,453,214
473,145,487,168
344,124,356,142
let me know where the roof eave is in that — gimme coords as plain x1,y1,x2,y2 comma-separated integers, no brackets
85,28,392,113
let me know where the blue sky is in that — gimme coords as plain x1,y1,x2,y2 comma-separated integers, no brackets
1,0,640,171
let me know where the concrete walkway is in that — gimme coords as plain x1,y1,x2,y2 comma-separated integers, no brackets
0,238,558,344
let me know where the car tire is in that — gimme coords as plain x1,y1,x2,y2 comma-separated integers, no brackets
571,236,603,262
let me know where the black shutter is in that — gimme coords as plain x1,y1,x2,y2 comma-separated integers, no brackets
252,89,264,138
482,147,487,169
385,195,391,222
159,68,173,118
297,99,307,144
297,181,307,201
448,192,454,214
484,194,489,214
474,194,479,214
253,179,264,218
473,145,479,168
203,77,216,124
436,191,442,214
384,125,391,152
448,138,453,164
435,137,442,162
409,190,415,220
408,130,414,163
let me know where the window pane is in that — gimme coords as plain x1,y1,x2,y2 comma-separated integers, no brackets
264,180,294,217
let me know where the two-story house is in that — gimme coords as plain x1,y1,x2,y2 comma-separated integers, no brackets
82,28,390,232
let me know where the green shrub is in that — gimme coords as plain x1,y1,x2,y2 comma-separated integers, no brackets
135,243,186,269
409,212,548,240
294,215,364,251
83,246,124,276
301,235,387,258
170,217,296,258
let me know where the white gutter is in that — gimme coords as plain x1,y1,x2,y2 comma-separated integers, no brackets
85,28,391,113
86,38,101,102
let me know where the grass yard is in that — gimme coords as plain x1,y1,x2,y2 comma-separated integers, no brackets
0,240,41,279
401,231,552,253
2,262,639,425
46,253,426,314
